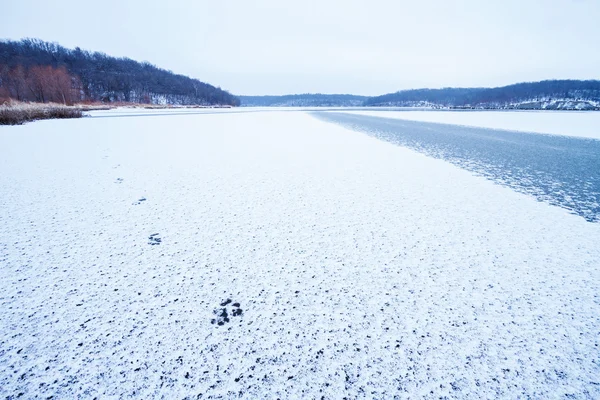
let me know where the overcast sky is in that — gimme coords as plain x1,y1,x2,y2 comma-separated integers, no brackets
2,0,599,96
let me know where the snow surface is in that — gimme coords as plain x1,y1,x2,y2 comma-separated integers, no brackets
88,107,244,118
1,109,599,398
339,110,600,140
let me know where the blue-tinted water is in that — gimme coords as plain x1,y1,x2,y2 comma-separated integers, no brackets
314,112,600,223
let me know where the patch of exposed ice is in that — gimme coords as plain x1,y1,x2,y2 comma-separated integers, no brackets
339,109,600,140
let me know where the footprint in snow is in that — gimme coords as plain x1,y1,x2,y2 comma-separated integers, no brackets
211,298,243,326
148,233,161,245
133,197,147,205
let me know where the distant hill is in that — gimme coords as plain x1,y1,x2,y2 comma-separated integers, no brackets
240,94,367,107
242,80,600,110
365,80,600,110
0,38,239,106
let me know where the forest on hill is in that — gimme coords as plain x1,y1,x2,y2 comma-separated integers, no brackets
240,81,600,109
364,80,600,109
1,39,598,110
0,39,239,106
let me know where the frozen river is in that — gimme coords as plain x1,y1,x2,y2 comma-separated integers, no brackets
1,109,599,398
316,111,600,222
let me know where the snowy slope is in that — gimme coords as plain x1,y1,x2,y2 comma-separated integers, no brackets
511,98,600,110
1,110,599,398
340,109,600,140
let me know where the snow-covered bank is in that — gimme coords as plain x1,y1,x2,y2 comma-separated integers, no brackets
339,109,600,140
1,111,599,398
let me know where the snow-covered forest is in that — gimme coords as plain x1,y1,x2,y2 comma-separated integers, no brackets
0,39,240,106
363,81,600,109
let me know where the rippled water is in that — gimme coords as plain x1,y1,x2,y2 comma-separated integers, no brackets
314,112,600,223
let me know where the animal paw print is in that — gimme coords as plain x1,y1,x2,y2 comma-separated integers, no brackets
148,233,161,245
133,197,147,205
115,177,124,184
211,298,243,326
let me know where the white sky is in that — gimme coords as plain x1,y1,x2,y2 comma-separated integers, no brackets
2,0,599,96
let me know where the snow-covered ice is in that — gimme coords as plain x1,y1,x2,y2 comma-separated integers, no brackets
340,109,600,140
88,107,247,118
1,110,599,398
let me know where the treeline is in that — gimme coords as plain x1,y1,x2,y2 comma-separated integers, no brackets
365,80,600,108
240,94,366,107
0,38,239,106
1,64,79,104
241,80,600,109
